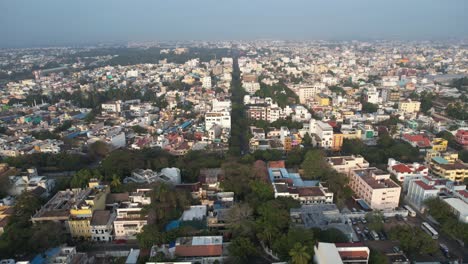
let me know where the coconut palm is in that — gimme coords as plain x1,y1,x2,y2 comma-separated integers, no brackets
289,242,311,264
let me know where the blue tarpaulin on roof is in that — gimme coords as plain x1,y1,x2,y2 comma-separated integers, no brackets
165,220,180,231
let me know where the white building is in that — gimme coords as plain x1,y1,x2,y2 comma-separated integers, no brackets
90,210,115,242
309,119,333,149
205,111,231,130
113,205,147,240
101,101,122,113
314,242,370,264
202,76,212,89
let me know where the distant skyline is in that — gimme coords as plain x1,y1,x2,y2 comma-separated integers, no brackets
1,0,468,48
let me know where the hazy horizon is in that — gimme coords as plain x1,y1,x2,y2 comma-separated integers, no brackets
1,0,468,48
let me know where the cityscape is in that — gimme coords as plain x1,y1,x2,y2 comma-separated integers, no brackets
1,1,468,264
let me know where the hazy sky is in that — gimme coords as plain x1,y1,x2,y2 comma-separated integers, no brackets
1,0,468,47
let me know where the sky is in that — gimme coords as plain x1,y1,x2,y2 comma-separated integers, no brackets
1,0,468,47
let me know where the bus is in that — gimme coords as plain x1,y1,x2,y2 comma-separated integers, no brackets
404,205,416,217
421,222,439,239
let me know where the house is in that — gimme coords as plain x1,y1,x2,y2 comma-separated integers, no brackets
327,155,369,176
174,236,224,262
268,162,333,204
314,242,370,264
401,134,432,152
387,158,428,183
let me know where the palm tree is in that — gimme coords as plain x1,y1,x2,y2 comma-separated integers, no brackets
110,175,122,192
289,243,311,264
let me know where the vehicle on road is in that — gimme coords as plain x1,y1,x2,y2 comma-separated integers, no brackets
404,205,416,217
421,222,439,239
439,243,450,258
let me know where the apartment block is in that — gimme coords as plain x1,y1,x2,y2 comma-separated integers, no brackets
349,168,401,211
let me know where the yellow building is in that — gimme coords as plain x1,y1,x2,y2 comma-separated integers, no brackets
332,129,362,151
315,94,330,106
429,157,468,182
425,150,458,164
398,100,421,113
68,181,109,239
432,138,448,152
0,206,14,235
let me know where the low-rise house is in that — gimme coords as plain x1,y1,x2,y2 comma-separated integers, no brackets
327,155,369,176
314,242,370,264
387,158,428,183
268,162,333,204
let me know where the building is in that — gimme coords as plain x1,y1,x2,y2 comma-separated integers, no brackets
205,111,231,130
327,155,369,176
331,129,362,151
8,168,55,197
401,134,432,152
290,204,358,242
202,76,212,89
113,195,148,240
398,100,421,113
314,242,370,264
124,168,181,185
101,101,122,113
309,120,333,149
349,168,401,211
432,138,448,152
0,205,13,235
406,175,467,213
429,156,468,182
68,182,110,240
456,129,468,147
387,158,428,183
30,246,88,264
174,236,224,262
443,198,468,223
315,93,330,106
298,85,320,104
246,104,267,121
90,210,115,242
32,189,90,227
268,162,333,204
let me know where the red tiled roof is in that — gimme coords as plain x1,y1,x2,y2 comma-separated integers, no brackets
392,164,412,173
339,251,369,260
268,160,285,168
457,190,468,199
175,245,222,257
403,134,431,148
414,180,435,191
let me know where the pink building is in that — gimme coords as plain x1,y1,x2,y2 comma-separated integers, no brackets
456,130,468,147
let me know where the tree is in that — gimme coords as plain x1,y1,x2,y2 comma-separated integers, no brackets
361,102,378,113
389,225,438,255
226,203,255,238
316,228,349,243
110,174,123,193
366,212,384,231
88,141,111,160
300,149,329,180
289,243,311,264
228,237,258,264
369,249,389,264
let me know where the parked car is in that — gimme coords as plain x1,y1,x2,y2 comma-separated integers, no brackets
393,246,402,253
